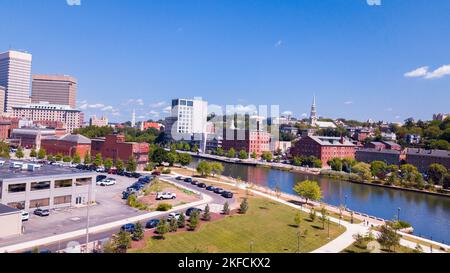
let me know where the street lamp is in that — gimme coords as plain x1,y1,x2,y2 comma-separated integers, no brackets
344,195,348,209
85,182,92,253
397,207,401,222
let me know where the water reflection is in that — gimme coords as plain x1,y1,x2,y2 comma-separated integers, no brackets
190,158,450,243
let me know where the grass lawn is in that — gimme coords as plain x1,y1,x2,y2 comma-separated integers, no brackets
342,241,415,253
130,197,346,253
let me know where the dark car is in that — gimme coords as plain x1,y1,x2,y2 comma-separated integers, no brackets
122,191,131,200
197,183,207,188
132,172,142,178
191,180,199,186
184,177,193,183
34,208,50,217
124,172,134,178
176,176,184,180
185,207,203,217
121,223,136,233
151,171,161,176
221,191,234,199
139,176,152,183
96,175,107,182
145,219,160,229
108,168,118,175
206,186,216,191
214,188,225,194
117,170,125,176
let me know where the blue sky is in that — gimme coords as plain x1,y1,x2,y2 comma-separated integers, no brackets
1,0,449,123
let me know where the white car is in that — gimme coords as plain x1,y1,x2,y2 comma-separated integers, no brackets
21,211,29,221
156,192,177,200
97,178,116,186
167,212,181,221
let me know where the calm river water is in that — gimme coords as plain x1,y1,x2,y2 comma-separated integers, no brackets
190,157,450,244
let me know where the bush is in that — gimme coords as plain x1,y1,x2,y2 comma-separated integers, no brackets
162,168,171,174
156,203,173,211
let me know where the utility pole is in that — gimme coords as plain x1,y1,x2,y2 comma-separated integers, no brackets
85,182,92,253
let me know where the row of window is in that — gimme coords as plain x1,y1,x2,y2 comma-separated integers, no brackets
8,195,72,210
7,178,92,193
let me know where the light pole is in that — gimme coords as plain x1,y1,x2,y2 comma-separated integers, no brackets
344,195,348,209
397,207,401,222
85,182,92,253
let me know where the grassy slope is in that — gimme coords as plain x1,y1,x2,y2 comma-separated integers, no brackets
131,197,346,253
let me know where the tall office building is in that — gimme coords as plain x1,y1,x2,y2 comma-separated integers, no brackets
31,75,77,108
165,98,208,141
0,86,5,113
0,50,32,113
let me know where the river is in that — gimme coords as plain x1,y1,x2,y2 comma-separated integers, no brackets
190,157,450,244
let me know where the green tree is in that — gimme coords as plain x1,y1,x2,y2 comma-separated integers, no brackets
15,147,24,159
30,148,37,158
166,152,179,166
251,151,257,159
72,153,81,164
227,148,236,158
126,156,137,172
37,148,46,159
216,147,225,156
104,158,113,170
156,219,170,239
327,158,343,172
427,163,448,185
178,153,192,166
319,207,328,230
177,213,186,228
293,180,322,205
132,222,144,241
63,156,72,163
169,218,178,232
84,151,92,164
55,153,63,162
211,162,224,177
113,230,132,253
309,209,317,222
377,224,400,252
261,151,273,162
183,143,191,151
370,161,388,179
151,147,167,165
93,153,103,167
47,155,55,161
294,212,302,228
196,161,212,177
116,159,124,171
352,162,372,180
400,164,420,184
222,201,230,215
239,198,249,214
188,210,200,231
191,144,199,153
202,204,211,221
238,150,248,159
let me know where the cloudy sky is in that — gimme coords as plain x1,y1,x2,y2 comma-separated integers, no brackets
1,0,449,122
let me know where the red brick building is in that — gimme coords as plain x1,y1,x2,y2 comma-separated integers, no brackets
406,148,450,172
141,121,163,131
222,128,271,157
41,134,92,159
291,136,355,167
91,134,149,170
0,121,11,140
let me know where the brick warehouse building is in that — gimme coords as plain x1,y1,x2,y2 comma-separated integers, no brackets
405,148,450,172
41,134,91,159
91,134,149,170
222,128,271,157
291,136,355,167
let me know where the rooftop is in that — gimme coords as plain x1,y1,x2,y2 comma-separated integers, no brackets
0,159,93,180
406,148,450,158
309,136,355,146
356,148,401,154
43,134,91,144
0,203,20,216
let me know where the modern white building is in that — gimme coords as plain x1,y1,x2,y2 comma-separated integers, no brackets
0,50,32,113
166,98,208,141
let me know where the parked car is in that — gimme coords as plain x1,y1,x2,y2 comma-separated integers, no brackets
151,171,161,176
145,219,160,229
34,208,50,217
96,167,106,172
122,191,136,200
117,170,126,176
139,176,152,183
184,177,193,183
108,168,118,175
167,212,181,221
98,178,116,186
185,207,202,217
197,183,207,188
124,172,134,178
221,191,234,199
96,175,107,182
132,172,142,178
206,186,216,191
191,180,199,186
175,176,184,180
21,211,29,221
214,188,225,194
121,223,136,233
156,192,177,200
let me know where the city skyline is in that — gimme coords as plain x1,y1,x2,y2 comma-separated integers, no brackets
0,0,449,123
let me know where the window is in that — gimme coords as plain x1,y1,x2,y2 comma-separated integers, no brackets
54,195,72,205
8,183,26,193
75,177,92,186
31,181,51,191
30,198,50,208
8,201,25,210
55,179,73,188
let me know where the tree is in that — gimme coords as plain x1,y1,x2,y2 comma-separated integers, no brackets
319,207,328,230
251,151,257,160
178,153,192,166
183,143,191,151
352,162,372,180
328,158,343,172
370,161,388,179
156,219,170,239
188,210,200,231
177,213,186,228
377,224,400,252
197,161,212,177
261,151,273,162
47,155,55,162
72,153,81,164
151,147,167,165
166,152,178,166
15,147,24,159
55,153,63,162
202,204,211,221
93,153,103,167
113,230,132,253
222,201,230,215
84,151,92,165
191,144,199,153
342,158,357,173
116,159,124,171
239,198,249,214
211,162,224,177
309,209,317,222
428,163,448,185
294,212,302,228
216,147,225,156
132,222,144,241
169,218,178,232
293,180,322,205
63,156,72,163
227,148,236,158
30,148,37,158
238,150,248,160
400,164,420,184
37,148,46,160
104,158,113,170
126,156,137,172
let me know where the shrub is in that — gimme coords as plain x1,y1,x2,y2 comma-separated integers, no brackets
162,168,171,174
156,203,173,211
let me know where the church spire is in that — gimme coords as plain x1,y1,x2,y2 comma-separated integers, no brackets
310,95,318,126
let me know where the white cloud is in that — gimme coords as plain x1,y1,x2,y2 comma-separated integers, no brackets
101,106,114,111
344,101,353,105
79,104,88,110
208,104,224,115
127,98,144,106
274,40,283,48
163,106,172,114
301,113,308,117
150,101,168,108
226,105,258,115
88,103,105,109
282,111,293,116
425,64,450,79
404,64,450,79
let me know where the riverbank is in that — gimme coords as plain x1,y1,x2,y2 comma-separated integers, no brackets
184,151,449,198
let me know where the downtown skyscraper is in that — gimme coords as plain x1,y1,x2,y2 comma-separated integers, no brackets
0,50,32,113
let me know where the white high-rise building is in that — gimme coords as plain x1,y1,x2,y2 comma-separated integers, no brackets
0,50,33,113
170,98,208,134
